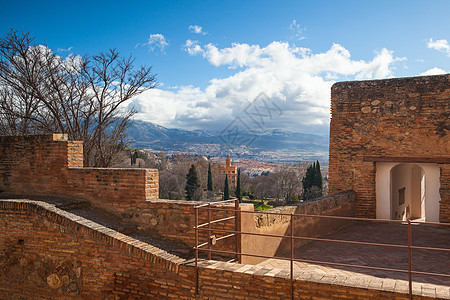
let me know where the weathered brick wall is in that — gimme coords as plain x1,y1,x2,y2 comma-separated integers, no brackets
240,191,355,264
0,134,239,251
329,74,450,220
0,200,439,299
0,200,191,299
0,134,159,205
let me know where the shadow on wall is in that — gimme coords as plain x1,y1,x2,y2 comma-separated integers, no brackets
239,191,355,264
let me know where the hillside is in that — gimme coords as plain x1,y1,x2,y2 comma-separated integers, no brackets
126,120,329,162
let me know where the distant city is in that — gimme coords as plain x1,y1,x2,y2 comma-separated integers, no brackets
127,120,329,167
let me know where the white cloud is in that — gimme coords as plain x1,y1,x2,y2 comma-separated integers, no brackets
420,67,446,76
132,41,403,134
56,46,73,53
289,20,306,41
427,38,450,56
189,25,206,35
139,34,168,53
183,40,203,55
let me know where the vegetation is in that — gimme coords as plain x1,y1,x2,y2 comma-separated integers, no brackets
207,163,213,191
236,168,242,202
0,29,156,167
185,164,201,201
246,200,272,210
302,161,323,200
120,151,327,204
223,176,230,200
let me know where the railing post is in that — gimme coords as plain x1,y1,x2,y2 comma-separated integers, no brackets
195,205,199,295
207,203,212,260
235,198,241,263
408,219,412,300
290,213,294,300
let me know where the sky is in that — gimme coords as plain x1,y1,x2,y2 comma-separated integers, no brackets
1,0,449,135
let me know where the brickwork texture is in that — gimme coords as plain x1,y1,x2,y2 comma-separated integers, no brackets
0,199,441,299
329,74,450,221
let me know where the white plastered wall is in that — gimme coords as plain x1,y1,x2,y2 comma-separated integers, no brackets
376,162,441,222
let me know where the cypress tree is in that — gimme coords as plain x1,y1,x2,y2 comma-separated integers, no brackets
302,161,323,200
207,163,213,191
185,164,201,201
236,168,242,202
224,176,230,200
314,160,323,193
131,151,137,165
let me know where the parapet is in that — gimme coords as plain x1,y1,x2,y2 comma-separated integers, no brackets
0,134,159,206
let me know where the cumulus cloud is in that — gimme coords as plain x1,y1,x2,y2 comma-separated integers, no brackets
189,25,206,35
132,41,403,134
139,34,168,53
420,67,446,76
427,38,450,56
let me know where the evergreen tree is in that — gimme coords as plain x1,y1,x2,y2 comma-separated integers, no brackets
207,163,213,191
302,161,323,200
224,176,230,200
185,164,201,201
236,168,242,202
313,161,323,192
131,151,137,165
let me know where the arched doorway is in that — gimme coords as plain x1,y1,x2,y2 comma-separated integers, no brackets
376,162,440,222
390,164,425,221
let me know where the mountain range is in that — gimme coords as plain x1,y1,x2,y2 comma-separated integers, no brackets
126,120,329,162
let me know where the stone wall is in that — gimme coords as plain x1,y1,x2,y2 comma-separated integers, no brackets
329,74,450,221
0,199,440,299
240,191,355,264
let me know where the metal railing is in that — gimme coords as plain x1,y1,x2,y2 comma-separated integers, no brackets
194,199,450,299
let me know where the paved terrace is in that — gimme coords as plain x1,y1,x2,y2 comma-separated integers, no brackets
258,221,450,297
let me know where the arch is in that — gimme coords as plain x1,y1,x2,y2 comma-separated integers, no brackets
376,162,440,222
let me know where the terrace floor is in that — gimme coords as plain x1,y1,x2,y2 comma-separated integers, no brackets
258,221,450,297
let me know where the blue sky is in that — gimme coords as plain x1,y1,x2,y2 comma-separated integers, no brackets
2,0,449,135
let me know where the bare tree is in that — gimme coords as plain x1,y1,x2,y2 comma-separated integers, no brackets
0,30,156,167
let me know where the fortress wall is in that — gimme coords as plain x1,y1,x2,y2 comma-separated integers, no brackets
0,199,437,300
0,134,241,251
0,134,158,206
329,74,450,221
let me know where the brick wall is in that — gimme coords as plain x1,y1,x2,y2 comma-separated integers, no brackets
329,74,450,221
0,134,158,208
0,134,242,251
0,200,440,299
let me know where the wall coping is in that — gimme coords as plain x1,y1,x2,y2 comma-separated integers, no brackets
0,199,184,273
1,198,446,299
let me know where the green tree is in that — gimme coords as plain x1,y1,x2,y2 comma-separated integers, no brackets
314,161,323,191
302,161,323,200
185,164,201,201
131,151,137,165
207,163,213,191
236,168,242,202
224,176,230,200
